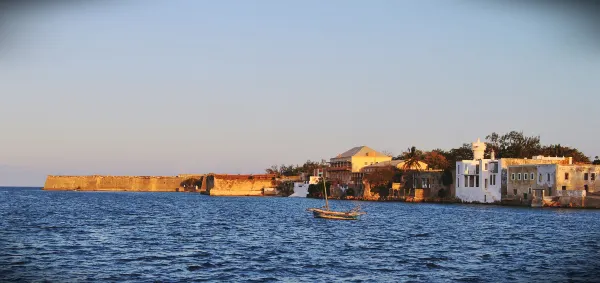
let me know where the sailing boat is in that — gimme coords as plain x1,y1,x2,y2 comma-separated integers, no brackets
307,178,366,220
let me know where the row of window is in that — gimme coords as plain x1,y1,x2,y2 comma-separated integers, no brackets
457,174,497,188
511,172,596,181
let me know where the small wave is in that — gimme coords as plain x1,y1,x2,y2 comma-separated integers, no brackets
426,262,441,269
420,256,449,262
454,276,482,282
248,277,278,282
117,255,176,263
410,233,431,238
302,263,324,269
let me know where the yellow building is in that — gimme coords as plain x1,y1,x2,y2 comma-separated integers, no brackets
328,146,392,187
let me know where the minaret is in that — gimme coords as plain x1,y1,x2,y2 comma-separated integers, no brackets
472,138,486,160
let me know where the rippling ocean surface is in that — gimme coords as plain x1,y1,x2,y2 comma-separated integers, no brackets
1,187,600,282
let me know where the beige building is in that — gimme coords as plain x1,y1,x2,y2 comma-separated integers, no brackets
499,156,573,199
328,146,392,188
507,164,600,201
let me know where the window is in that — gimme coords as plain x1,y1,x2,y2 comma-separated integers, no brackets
547,173,550,182
513,189,517,195
476,176,479,187
528,188,532,194
524,193,528,200
493,175,497,185
584,173,589,181
592,173,596,181
484,163,488,171
465,176,469,187
458,165,461,172
562,186,567,190
539,174,542,182
485,178,488,188
518,173,521,180
530,173,534,180
457,177,460,187
511,173,515,180
584,185,589,192
565,173,569,180
476,165,480,174
524,173,528,180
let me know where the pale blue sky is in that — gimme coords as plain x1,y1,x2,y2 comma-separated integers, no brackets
1,0,598,186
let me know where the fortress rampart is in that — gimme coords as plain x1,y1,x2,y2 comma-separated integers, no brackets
42,173,277,196
43,175,187,192
202,174,276,196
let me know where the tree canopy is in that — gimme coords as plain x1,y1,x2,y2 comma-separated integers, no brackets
267,131,592,176
265,160,328,176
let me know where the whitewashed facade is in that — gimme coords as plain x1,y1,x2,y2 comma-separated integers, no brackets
455,139,501,203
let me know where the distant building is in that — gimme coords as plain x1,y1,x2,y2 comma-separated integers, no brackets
327,146,392,189
507,164,599,201
455,138,572,203
455,139,501,203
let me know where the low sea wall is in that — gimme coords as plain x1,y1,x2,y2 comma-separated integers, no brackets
43,175,187,192
204,174,276,196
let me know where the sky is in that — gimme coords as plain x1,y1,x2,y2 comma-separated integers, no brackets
0,0,598,186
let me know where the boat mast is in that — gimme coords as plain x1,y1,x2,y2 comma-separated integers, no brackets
322,176,329,210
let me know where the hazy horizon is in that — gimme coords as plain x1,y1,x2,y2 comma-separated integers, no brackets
1,1,599,186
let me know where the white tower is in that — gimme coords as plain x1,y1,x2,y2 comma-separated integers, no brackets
472,138,486,160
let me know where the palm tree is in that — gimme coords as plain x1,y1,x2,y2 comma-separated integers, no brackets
401,146,423,198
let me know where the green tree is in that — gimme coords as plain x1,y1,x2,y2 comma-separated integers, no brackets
539,144,590,163
423,150,450,170
484,131,541,158
401,146,423,197
180,177,203,189
593,156,600,165
307,181,331,198
441,169,453,186
363,167,396,198
442,144,473,165
372,185,390,199
275,181,294,197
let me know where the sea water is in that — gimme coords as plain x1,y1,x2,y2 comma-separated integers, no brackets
1,187,599,282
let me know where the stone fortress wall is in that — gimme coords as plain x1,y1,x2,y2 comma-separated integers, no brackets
43,175,186,192
202,174,276,196
43,173,276,196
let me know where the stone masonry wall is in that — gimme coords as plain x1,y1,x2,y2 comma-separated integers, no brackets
43,175,186,192
206,174,276,196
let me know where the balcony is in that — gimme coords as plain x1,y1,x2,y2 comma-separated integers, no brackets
328,166,352,172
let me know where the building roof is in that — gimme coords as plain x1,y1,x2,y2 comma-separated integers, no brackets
335,146,389,158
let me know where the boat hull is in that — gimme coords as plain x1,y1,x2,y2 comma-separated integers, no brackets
309,208,364,220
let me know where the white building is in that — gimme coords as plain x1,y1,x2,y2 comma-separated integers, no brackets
455,138,501,203
289,176,321,198
456,139,574,203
